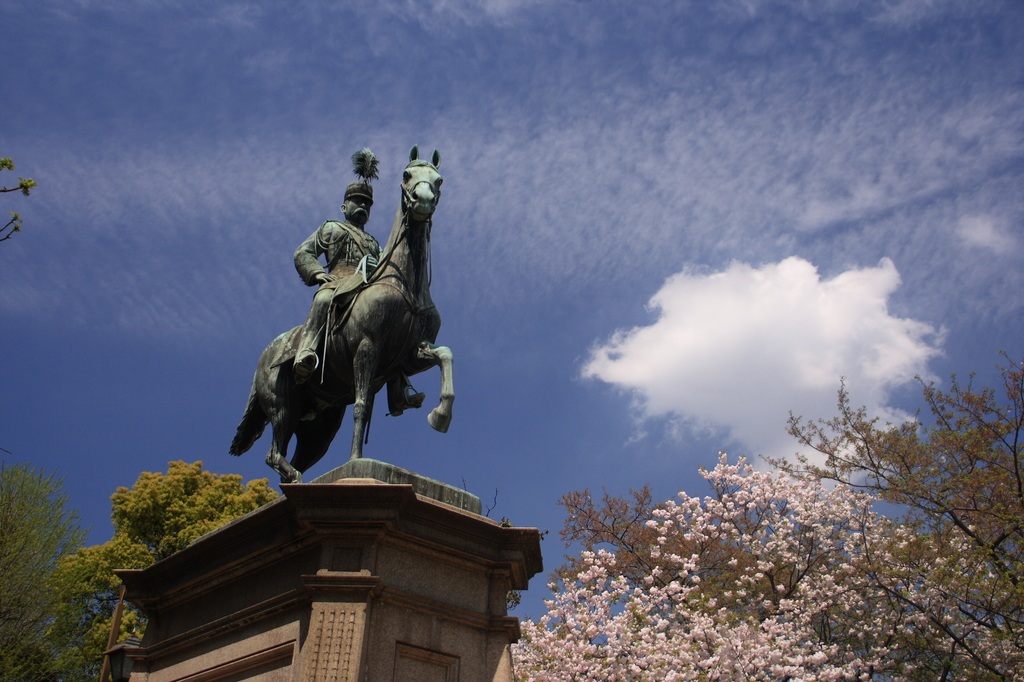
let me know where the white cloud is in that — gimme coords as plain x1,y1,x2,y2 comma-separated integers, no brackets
956,216,1017,252
582,257,944,462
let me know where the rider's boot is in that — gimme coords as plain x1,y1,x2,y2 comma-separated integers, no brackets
387,374,426,416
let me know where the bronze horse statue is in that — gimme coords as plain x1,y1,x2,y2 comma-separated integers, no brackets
230,146,453,483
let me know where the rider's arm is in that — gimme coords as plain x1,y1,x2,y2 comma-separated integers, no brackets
294,226,329,286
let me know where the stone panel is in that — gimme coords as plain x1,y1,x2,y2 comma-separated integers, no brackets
375,543,486,614
302,603,366,682
119,479,542,682
393,642,459,682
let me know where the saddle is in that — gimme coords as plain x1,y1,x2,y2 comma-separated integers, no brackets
268,272,369,369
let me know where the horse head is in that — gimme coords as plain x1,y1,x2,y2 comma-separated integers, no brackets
402,145,442,222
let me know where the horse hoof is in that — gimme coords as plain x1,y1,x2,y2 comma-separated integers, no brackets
428,408,451,433
278,470,302,484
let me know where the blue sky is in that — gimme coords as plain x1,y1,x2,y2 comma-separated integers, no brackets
2,0,1022,618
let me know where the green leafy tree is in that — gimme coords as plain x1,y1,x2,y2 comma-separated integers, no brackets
779,355,1024,680
0,463,86,682
54,461,278,679
1,157,38,242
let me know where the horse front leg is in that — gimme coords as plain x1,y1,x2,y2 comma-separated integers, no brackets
417,342,454,433
350,340,378,459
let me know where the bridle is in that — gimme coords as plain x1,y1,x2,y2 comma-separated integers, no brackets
383,162,440,296
328,163,440,342
399,161,441,224
328,166,440,393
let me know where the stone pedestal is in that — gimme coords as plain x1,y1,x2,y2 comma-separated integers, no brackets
117,461,543,682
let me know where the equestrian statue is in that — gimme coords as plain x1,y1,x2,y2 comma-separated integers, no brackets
230,146,453,483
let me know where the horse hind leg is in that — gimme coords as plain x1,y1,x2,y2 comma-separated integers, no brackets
266,425,302,484
230,379,267,456
291,404,346,474
241,329,306,484
417,342,454,433
263,393,301,484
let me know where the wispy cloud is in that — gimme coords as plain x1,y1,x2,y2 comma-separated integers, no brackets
365,0,547,30
4,0,1021,342
957,216,1017,252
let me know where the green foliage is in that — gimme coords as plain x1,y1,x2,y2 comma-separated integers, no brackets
0,463,86,682
54,461,278,678
1,157,37,242
110,460,278,560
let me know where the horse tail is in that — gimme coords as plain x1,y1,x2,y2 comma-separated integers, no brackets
230,380,266,456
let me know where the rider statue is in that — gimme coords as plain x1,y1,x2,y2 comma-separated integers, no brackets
292,150,424,416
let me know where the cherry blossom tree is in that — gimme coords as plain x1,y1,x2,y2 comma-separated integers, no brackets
515,455,908,681
781,356,1024,680
517,358,1024,681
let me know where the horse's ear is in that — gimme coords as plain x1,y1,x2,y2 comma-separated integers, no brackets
409,145,419,162
431,149,441,169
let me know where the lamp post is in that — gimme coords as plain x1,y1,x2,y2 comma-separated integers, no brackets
103,635,141,682
98,585,127,682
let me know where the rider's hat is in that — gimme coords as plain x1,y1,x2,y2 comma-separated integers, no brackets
344,181,373,206
345,148,379,206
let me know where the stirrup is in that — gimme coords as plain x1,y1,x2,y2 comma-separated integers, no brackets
390,388,425,416
405,389,426,409
293,349,319,384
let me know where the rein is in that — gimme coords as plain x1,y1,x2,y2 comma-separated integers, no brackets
324,184,435,345
366,177,435,312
